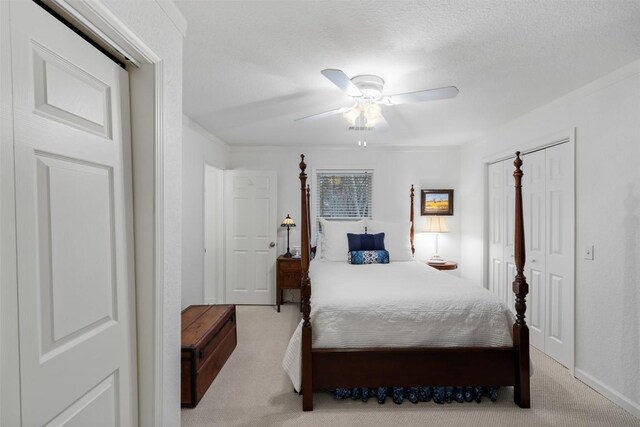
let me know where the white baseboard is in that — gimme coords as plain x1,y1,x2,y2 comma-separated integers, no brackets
575,368,640,419
204,298,217,305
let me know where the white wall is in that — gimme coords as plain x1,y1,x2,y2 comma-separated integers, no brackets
182,115,228,308
459,138,488,282
459,60,640,416
228,146,462,265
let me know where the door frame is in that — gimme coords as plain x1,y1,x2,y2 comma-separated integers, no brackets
0,1,180,425
482,127,576,376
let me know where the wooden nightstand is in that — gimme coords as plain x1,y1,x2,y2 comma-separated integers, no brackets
276,256,302,312
427,261,458,271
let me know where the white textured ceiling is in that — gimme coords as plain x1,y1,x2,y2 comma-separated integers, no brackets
176,0,640,147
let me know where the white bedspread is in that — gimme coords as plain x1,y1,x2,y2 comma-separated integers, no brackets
282,260,515,391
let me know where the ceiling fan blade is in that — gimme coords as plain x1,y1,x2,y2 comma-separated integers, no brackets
385,86,459,105
321,69,363,97
294,107,351,122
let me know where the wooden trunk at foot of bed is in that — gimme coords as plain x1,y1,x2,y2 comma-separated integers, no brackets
298,153,530,411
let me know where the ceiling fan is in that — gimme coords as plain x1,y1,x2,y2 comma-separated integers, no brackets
295,69,459,132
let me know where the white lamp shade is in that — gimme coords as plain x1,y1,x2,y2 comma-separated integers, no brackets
423,216,449,233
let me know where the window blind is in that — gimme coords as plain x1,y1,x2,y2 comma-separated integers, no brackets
316,170,373,221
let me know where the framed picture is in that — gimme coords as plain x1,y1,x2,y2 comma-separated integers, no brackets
421,189,454,216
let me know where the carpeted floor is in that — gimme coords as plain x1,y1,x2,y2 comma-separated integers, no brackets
181,305,640,427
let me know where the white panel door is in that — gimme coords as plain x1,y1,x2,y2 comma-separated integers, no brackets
10,2,137,425
488,162,504,299
523,149,547,352
544,142,572,366
224,170,277,304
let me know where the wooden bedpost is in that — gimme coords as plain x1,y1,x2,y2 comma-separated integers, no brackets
299,155,313,411
410,185,415,256
512,152,531,408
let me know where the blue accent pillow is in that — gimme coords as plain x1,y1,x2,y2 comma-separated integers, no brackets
347,233,385,252
348,250,390,264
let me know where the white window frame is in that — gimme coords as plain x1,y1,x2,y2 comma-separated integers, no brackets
313,168,374,237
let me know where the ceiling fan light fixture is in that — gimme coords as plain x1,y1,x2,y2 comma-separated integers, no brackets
360,87,382,99
351,75,385,101
343,107,361,126
295,68,459,133
364,103,381,119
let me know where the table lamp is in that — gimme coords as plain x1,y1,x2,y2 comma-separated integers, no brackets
280,214,296,258
423,216,448,263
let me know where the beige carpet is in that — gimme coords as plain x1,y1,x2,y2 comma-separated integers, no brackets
181,305,640,427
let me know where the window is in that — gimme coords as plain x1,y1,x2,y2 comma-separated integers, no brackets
316,170,373,222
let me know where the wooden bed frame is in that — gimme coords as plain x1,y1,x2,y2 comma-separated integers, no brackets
297,153,530,411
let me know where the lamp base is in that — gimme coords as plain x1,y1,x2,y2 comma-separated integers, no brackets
282,251,293,258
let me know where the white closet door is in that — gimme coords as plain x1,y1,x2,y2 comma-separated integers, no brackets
224,170,278,304
523,149,547,352
488,162,505,299
503,159,517,314
544,143,573,366
10,1,137,425
488,145,573,367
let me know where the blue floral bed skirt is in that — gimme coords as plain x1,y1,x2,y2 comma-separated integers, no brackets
332,386,499,404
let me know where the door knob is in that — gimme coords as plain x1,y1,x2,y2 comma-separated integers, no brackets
269,242,276,248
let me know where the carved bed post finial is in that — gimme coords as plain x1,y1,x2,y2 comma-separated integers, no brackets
299,154,313,411
299,154,307,174
512,151,530,408
410,185,415,256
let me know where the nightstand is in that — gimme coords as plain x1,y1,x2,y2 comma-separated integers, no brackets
276,256,302,312
427,261,458,271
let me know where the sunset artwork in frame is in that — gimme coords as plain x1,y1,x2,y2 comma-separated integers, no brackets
421,189,454,216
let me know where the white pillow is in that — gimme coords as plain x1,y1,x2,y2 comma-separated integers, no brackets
319,218,366,261
366,220,413,261
314,233,322,259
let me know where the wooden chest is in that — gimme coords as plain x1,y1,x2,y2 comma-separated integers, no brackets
181,305,237,408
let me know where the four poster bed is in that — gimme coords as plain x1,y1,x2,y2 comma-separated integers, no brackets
283,153,530,411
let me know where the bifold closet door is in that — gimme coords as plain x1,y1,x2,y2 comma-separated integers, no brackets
523,143,572,367
542,143,572,366
503,160,517,314
489,159,516,314
10,1,137,424
523,149,547,352
488,161,506,303
489,143,572,368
